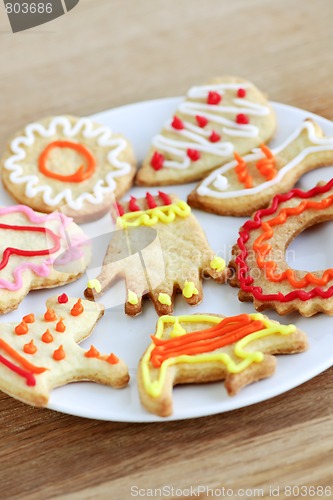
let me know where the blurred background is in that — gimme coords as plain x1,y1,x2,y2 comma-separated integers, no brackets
1,0,333,149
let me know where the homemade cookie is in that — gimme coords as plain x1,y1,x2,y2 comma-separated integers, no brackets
138,312,308,417
1,116,136,223
0,295,129,407
230,178,333,316
136,76,275,186
0,204,90,314
84,192,228,316
189,119,333,216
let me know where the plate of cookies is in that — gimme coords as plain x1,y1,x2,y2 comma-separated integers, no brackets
0,77,333,421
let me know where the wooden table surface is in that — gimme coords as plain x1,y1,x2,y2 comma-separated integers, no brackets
1,1,333,498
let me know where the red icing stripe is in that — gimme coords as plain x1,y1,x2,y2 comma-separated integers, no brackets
235,178,333,302
0,354,36,386
146,192,157,209
0,224,60,271
158,191,172,206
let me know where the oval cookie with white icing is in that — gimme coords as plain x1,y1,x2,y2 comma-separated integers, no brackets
1,115,136,223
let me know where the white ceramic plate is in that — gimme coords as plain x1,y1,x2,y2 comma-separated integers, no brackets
5,98,333,421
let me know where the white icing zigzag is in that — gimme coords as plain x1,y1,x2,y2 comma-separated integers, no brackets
197,121,333,198
4,116,132,210
152,83,271,170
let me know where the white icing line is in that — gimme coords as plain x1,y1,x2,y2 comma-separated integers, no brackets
197,121,333,198
4,117,132,210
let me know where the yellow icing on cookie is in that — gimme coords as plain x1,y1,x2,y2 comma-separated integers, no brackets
210,256,226,273
157,293,171,306
127,290,139,305
141,313,296,398
182,281,199,299
86,279,101,293
117,201,191,228
170,320,186,337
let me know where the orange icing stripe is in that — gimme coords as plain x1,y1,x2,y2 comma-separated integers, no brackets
39,140,96,183
0,338,46,374
254,194,333,287
150,315,265,368
256,145,277,181
234,152,253,188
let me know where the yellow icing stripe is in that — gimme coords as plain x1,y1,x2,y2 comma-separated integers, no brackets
158,293,172,306
140,313,296,398
86,279,101,293
210,256,226,273
182,281,199,299
117,200,191,228
127,290,139,305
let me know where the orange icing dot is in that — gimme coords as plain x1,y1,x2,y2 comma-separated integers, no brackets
23,313,35,324
42,329,54,343
0,339,46,374
253,194,333,287
56,318,66,333
15,321,28,335
44,308,57,321
150,314,264,368
23,340,37,355
84,345,100,358
234,152,253,189
71,298,84,316
53,345,65,361
107,353,119,365
39,140,96,183
256,145,277,181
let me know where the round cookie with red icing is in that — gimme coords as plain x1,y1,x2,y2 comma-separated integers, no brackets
1,116,136,223
230,178,333,316
136,76,276,186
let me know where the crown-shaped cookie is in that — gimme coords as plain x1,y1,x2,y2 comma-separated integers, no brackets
84,192,228,316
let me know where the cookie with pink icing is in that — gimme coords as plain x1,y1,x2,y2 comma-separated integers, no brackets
188,119,333,216
0,205,90,314
1,115,136,223
136,76,276,186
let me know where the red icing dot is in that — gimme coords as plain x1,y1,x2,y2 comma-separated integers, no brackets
187,149,201,161
237,88,246,98
129,196,140,212
58,293,68,304
236,113,249,125
209,131,221,143
195,115,208,128
207,91,222,105
171,116,184,130
151,151,165,171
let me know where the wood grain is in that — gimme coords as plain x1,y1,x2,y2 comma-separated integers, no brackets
0,0,333,498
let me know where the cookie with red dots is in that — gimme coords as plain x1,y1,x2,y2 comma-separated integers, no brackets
1,116,136,223
0,295,129,407
136,76,275,186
